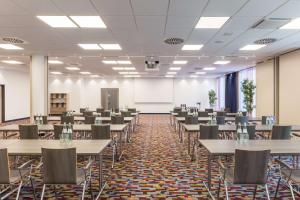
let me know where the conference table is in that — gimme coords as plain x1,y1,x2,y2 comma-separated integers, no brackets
182,124,300,156
0,124,128,160
0,139,111,197
199,139,300,191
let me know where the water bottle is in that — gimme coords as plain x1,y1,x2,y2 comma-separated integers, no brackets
39,115,43,125
61,122,67,142
242,123,249,143
237,123,242,143
67,123,72,143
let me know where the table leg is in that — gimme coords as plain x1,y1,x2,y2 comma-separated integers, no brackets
188,131,191,155
207,154,212,189
98,153,103,189
118,130,124,160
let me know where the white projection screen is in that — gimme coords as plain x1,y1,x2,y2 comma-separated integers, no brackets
134,79,173,103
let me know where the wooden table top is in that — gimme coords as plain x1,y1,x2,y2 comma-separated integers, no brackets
47,116,133,122
0,124,127,132
176,116,261,122
199,139,300,156
182,124,300,132
0,139,111,156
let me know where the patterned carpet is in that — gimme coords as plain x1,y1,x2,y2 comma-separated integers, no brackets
2,114,299,199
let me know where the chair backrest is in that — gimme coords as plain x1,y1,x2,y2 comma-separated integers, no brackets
185,115,198,124
96,108,104,113
91,124,111,139
101,111,111,117
121,111,131,117
53,124,63,140
128,108,136,113
114,108,120,113
111,115,124,124
200,125,219,139
224,108,231,113
246,125,256,140
242,111,247,116
83,111,93,117
216,116,225,125
233,149,270,184
178,111,188,117
19,124,39,139
84,116,96,124
216,111,226,116
0,148,9,184
173,107,182,113
189,107,197,113
271,125,291,140
261,116,276,125
198,111,209,117
79,108,86,113
235,116,248,125
34,115,48,124
205,108,213,113
61,116,74,124
42,148,77,184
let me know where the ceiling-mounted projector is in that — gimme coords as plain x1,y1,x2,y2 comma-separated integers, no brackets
145,56,159,71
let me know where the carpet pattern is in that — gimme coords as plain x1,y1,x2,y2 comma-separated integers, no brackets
1,114,298,199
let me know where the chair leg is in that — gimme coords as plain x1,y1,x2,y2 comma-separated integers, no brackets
253,185,257,200
89,178,93,200
40,184,46,200
265,184,270,200
30,178,37,200
53,185,58,199
288,182,296,200
112,144,115,169
217,177,221,199
81,181,87,200
274,177,281,199
16,181,23,200
224,181,229,200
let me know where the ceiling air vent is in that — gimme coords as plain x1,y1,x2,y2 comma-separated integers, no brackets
254,38,277,45
251,18,290,29
2,37,27,44
164,37,184,45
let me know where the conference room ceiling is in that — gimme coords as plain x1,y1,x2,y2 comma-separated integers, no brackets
0,0,300,78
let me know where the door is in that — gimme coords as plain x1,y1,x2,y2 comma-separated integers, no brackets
101,88,119,110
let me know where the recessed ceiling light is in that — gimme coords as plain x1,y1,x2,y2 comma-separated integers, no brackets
117,60,131,64
80,71,91,75
169,67,181,71
190,75,198,78
66,67,80,71
173,60,188,64
99,44,122,50
280,18,300,29
78,44,101,50
129,71,139,74
102,60,117,64
214,60,230,65
240,44,266,51
69,16,106,28
167,71,177,74
51,71,63,75
112,67,124,70
195,71,207,75
37,16,77,28
90,74,100,77
48,60,63,64
0,44,23,50
119,71,128,74
196,17,230,29
165,75,174,78
1,60,24,64
124,67,135,70
124,75,140,78
182,44,203,50
203,67,216,71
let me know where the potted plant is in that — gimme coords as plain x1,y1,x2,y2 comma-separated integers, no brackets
241,79,256,115
208,89,217,108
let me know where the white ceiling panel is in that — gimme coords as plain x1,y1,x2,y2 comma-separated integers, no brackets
268,0,300,18
91,0,132,15
51,0,98,15
12,0,63,15
0,16,45,28
202,0,248,17
236,0,288,17
131,0,169,16
101,16,136,30
0,0,28,15
166,16,198,29
164,28,191,40
168,0,208,16
221,17,261,31
188,29,219,43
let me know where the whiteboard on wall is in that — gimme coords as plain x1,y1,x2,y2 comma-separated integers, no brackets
134,79,173,103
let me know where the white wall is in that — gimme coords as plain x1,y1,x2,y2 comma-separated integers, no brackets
49,77,217,113
0,69,30,121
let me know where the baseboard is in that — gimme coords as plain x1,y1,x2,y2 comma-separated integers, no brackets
3,117,30,123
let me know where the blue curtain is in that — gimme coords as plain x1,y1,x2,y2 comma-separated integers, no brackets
225,72,238,113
